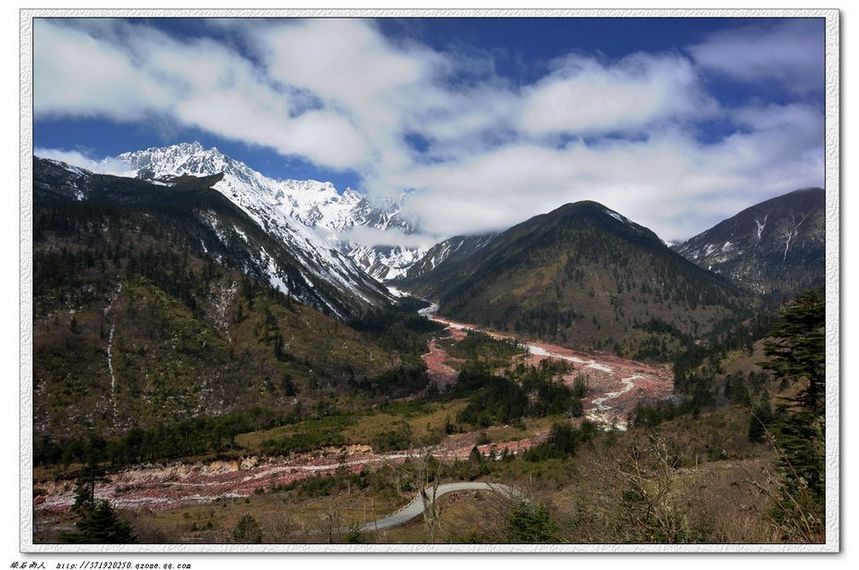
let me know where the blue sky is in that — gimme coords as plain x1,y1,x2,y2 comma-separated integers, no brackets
33,17,825,240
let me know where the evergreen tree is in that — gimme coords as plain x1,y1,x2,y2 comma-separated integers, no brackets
63,500,137,544
231,514,264,543
761,289,825,541
71,464,108,513
60,464,137,543
468,445,483,463
762,290,825,415
506,501,557,543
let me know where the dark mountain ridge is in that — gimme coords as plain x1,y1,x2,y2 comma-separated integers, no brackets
401,200,753,360
674,188,825,298
398,233,497,285
35,158,393,318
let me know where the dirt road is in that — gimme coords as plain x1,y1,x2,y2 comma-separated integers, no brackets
359,482,522,531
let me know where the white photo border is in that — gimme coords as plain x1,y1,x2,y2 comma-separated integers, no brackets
18,7,841,554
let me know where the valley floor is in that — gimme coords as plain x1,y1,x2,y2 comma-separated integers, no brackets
421,307,675,429
33,308,783,545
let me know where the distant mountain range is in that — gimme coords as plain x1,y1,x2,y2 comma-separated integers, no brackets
673,188,825,298
46,143,826,301
36,143,826,338
117,142,424,280
31,149,827,435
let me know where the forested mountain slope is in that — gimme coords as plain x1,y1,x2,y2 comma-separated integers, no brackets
402,201,753,359
33,158,407,439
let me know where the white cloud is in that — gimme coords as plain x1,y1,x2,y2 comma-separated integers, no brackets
337,226,439,249
253,20,434,106
519,53,718,137
34,147,137,177
34,18,825,242
394,121,823,241
34,20,371,171
246,19,457,193
34,21,172,120
731,102,823,134
689,21,825,93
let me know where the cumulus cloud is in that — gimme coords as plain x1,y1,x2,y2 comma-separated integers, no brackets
34,21,172,119
396,124,823,241
34,19,370,171
689,21,825,93
518,53,718,137
244,19,463,196
34,18,825,242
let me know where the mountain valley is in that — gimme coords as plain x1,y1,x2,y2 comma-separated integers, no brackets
30,149,828,546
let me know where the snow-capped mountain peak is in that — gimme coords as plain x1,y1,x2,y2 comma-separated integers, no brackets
111,142,404,315
116,142,426,281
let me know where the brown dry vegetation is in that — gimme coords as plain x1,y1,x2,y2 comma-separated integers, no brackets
34,403,786,544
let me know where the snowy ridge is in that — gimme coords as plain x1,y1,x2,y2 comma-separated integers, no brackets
345,243,427,281
117,142,423,281
602,206,633,226
600,204,655,238
401,233,496,281
38,146,392,317
42,158,88,177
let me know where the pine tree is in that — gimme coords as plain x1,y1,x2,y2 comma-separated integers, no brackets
762,290,825,415
63,501,137,544
71,464,108,513
63,466,136,544
231,514,263,543
761,289,825,541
